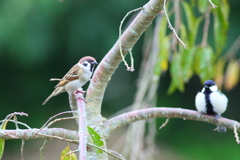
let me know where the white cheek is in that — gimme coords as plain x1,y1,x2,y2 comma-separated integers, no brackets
195,92,207,113
210,85,218,92
79,63,91,72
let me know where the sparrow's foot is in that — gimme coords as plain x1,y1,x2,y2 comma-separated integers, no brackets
74,89,87,103
77,90,86,94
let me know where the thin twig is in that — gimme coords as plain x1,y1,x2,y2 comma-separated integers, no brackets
35,132,78,144
119,7,143,71
159,118,170,129
163,0,186,48
208,0,217,8
46,117,78,128
13,115,19,130
74,89,87,160
171,0,180,52
234,122,240,144
128,49,135,72
0,112,31,139
6,120,32,129
0,112,28,126
40,138,48,160
87,143,126,160
225,36,240,60
36,111,77,133
63,148,78,158
108,149,127,160
21,140,25,160
201,6,211,47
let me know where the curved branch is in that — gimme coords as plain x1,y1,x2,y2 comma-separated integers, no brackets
86,0,165,120
104,107,240,135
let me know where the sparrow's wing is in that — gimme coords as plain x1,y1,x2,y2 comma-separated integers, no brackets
54,64,81,88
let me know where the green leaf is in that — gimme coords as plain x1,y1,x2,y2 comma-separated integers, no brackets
60,146,77,160
197,0,209,13
211,0,221,6
212,1,229,54
178,23,189,53
158,37,170,73
0,119,10,159
182,1,195,31
87,127,104,154
194,46,215,83
182,47,196,82
168,53,184,94
190,16,203,46
156,14,171,77
182,1,203,47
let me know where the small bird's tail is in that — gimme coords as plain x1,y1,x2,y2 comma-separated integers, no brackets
42,87,64,105
42,95,53,105
216,126,227,132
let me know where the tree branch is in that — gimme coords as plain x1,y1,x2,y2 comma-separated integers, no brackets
0,128,78,141
86,0,165,122
104,107,240,135
74,89,87,160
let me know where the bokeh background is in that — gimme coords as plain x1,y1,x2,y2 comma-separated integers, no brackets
0,0,240,159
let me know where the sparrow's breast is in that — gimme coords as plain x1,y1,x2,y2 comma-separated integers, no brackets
65,71,92,93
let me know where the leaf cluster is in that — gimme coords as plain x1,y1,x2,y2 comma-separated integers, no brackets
156,0,239,93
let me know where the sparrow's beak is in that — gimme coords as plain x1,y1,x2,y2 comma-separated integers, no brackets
92,61,98,65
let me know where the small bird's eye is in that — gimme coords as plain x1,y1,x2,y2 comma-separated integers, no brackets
83,62,88,66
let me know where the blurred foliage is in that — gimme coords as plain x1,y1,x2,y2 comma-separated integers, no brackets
61,145,77,160
0,116,9,159
0,0,240,159
156,0,239,94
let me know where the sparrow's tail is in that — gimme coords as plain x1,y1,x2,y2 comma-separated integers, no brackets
42,87,65,105
42,95,53,105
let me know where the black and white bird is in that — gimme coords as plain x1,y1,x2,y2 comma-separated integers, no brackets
195,80,228,132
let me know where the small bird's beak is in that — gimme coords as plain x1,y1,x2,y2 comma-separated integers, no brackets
92,61,98,65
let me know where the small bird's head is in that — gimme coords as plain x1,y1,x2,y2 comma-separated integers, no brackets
203,80,218,91
79,56,98,72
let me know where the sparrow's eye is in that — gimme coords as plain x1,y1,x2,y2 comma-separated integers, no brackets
83,62,88,66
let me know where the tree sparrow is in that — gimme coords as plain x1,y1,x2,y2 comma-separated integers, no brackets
195,80,228,132
42,56,98,105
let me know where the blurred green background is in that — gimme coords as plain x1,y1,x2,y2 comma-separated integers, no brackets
0,0,240,159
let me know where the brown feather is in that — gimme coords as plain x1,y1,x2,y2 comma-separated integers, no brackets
79,56,96,64
54,64,81,88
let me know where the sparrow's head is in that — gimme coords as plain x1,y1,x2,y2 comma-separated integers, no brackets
79,56,98,72
203,80,218,92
